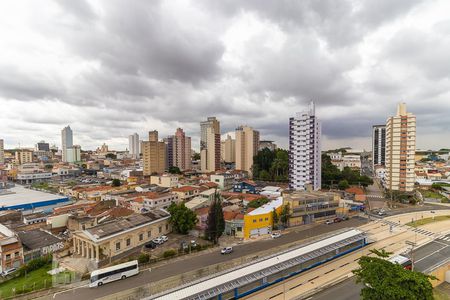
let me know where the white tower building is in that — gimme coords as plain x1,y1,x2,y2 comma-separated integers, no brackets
288,101,321,190
129,133,140,159
61,126,73,163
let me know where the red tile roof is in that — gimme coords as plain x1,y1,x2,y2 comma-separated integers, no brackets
345,187,365,195
172,186,198,193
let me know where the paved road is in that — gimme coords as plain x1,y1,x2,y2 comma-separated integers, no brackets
54,218,367,300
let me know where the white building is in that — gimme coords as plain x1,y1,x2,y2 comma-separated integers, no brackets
66,145,81,163
61,126,73,163
128,133,140,159
288,101,321,190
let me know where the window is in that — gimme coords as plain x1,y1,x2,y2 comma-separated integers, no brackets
147,231,152,238
139,233,143,241
116,242,121,251
259,218,263,222
126,238,131,247
253,219,256,223
165,224,169,230
159,226,162,233
14,252,19,257
265,218,268,221
6,254,11,260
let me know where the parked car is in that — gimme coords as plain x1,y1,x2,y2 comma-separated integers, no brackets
334,217,343,223
1,268,17,277
190,240,197,247
271,232,281,239
160,235,169,243
145,241,157,249
152,237,163,244
325,220,333,225
221,247,233,254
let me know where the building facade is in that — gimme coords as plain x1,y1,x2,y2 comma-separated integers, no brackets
201,127,221,173
200,117,220,151
372,125,386,168
66,145,81,163
235,126,260,177
259,141,277,152
128,133,140,159
385,103,416,192
142,131,166,175
72,210,170,263
167,128,192,171
288,101,321,191
61,125,73,163
221,135,236,163
0,224,24,273
15,150,33,165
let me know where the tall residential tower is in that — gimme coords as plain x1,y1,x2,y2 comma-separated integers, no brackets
142,131,166,175
372,125,386,168
61,126,73,163
288,101,321,191
166,128,192,171
200,117,221,173
128,133,140,159
385,103,416,192
235,126,260,176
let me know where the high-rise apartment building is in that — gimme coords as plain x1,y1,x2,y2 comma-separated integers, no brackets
385,103,416,192
142,131,166,175
200,117,221,173
174,128,191,171
235,126,260,176
372,125,386,168
0,139,4,164
128,133,140,159
66,145,81,163
61,126,73,163
200,117,220,150
288,101,321,191
165,129,192,171
221,135,236,163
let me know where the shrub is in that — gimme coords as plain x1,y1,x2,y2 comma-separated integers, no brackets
18,255,52,276
138,253,150,264
162,249,177,258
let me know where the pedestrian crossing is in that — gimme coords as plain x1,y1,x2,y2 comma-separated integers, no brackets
379,219,435,237
438,236,450,242
367,195,385,199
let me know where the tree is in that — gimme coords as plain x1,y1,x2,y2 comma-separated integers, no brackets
167,202,198,234
272,208,279,230
205,191,225,244
247,197,270,209
111,179,121,187
280,204,291,227
192,152,201,160
168,166,182,174
353,249,435,300
259,170,271,181
338,180,350,190
105,153,117,159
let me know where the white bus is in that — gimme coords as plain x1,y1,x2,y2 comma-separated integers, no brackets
89,260,139,287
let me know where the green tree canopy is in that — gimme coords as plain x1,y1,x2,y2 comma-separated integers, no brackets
168,166,182,174
353,249,435,300
167,202,198,234
338,179,350,190
272,208,279,230
253,148,288,182
111,179,121,187
280,204,291,227
205,191,225,244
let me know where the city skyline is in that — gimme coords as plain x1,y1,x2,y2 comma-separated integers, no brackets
1,1,450,151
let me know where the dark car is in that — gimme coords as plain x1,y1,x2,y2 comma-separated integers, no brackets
334,217,343,223
145,241,157,249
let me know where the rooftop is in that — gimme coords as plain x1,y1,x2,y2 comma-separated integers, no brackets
248,197,283,216
18,230,61,250
84,210,170,241
0,185,69,209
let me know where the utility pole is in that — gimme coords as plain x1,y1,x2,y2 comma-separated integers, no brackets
405,240,416,271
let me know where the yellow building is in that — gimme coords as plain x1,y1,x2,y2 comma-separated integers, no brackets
243,198,282,239
15,150,33,165
235,126,259,177
142,130,166,175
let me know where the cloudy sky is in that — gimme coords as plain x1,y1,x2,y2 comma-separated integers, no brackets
1,0,449,151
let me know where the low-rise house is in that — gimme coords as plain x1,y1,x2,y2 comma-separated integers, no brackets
233,180,257,194
71,210,170,264
193,207,209,232
150,174,179,188
23,212,48,225
210,173,234,190
0,224,24,273
224,212,244,238
125,192,179,212
171,186,200,202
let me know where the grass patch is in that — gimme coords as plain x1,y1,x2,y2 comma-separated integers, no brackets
0,264,75,299
420,190,447,201
406,215,450,227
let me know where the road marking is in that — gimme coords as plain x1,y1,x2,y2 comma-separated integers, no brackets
53,283,89,299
